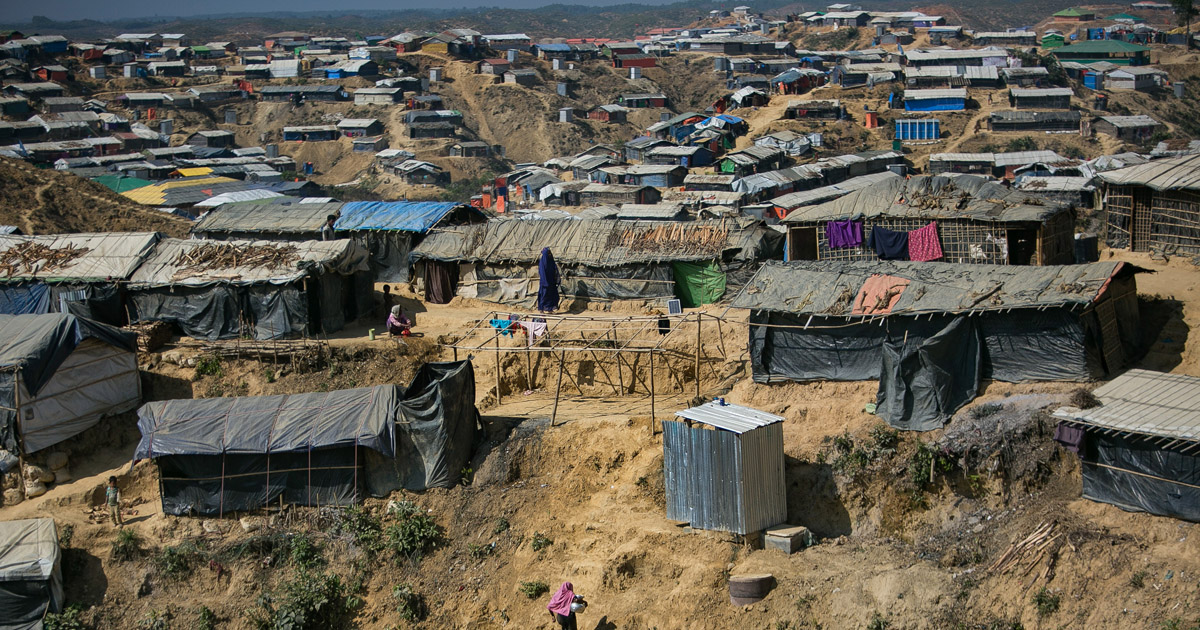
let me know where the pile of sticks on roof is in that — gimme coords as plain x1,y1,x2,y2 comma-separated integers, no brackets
0,242,91,277
615,222,729,256
173,243,300,273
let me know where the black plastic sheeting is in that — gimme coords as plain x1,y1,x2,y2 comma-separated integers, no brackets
876,316,981,431
0,284,50,317
0,579,55,630
365,360,481,494
749,308,1108,430
0,283,126,327
245,284,307,340
1078,428,1200,523
0,313,135,453
130,286,242,341
353,231,415,283
138,362,481,516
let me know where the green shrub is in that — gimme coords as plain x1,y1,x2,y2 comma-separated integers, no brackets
45,605,89,630
334,505,384,556
384,512,441,560
867,611,890,630
1130,570,1147,589
392,583,427,622
1032,587,1060,618
289,532,323,569
194,606,217,630
518,580,549,599
246,570,360,630
909,442,954,490
153,542,203,580
492,517,510,535
530,532,552,552
468,541,495,558
111,528,142,562
58,523,74,548
195,355,223,377
138,608,171,630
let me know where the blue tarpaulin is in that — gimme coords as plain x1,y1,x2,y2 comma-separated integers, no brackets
335,201,469,233
0,284,50,316
904,97,964,112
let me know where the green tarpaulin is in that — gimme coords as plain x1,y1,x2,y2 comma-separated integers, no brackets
91,175,153,193
673,260,726,307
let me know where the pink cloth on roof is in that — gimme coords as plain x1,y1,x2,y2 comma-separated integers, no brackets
547,582,575,616
908,221,943,262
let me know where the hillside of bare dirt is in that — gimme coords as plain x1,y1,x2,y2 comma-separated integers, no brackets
0,159,190,237
1,248,1198,629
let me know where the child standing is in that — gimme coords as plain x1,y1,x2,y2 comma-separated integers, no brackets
106,476,123,528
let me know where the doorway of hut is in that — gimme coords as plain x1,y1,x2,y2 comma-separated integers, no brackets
787,227,818,261
1006,228,1038,265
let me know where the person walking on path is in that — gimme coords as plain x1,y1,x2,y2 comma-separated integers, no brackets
546,581,585,629
106,476,123,528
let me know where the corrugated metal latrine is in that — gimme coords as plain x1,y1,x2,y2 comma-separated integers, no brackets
663,420,786,534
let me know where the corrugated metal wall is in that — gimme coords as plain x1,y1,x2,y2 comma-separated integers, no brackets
663,421,786,534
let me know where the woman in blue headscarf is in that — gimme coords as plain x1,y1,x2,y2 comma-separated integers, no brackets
537,247,560,313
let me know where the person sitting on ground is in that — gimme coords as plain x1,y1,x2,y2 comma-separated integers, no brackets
106,476,123,528
386,305,412,337
546,581,586,630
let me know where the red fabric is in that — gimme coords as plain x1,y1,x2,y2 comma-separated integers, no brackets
853,274,911,315
908,221,944,262
547,582,575,616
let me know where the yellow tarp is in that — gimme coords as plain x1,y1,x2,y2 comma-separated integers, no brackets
121,176,238,205
174,167,213,177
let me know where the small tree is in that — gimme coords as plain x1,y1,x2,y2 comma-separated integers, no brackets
1172,0,1198,50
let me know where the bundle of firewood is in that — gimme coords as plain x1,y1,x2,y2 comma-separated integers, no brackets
125,321,174,353
173,243,300,273
988,520,1062,583
0,242,91,277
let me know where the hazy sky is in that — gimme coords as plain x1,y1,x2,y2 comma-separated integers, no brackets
0,0,667,23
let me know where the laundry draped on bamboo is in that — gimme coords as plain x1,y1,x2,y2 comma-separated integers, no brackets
871,226,909,260
826,219,863,248
489,319,516,336
907,221,944,262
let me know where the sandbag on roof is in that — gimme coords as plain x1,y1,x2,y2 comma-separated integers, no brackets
732,260,1136,317
781,174,1071,224
128,238,369,288
411,218,778,266
134,385,397,459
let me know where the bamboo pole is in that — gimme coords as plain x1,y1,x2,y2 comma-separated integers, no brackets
611,323,625,394
494,333,502,405
551,350,565,426
694,313,702,401
649,349,656,436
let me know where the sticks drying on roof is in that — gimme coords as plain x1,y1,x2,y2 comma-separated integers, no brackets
172,243,300,273
0,242,92,277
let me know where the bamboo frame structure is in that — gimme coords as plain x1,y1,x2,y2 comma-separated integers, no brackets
440,311,707,429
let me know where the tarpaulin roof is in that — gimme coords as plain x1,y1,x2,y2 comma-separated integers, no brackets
129,238,369,288
0,313,136,393
412,218,778,266
732,260,1135,317
91,174,154,193
0,232,161,282
1097,153,1200,191
191,201,476,234
134,385,396,458
772,171,901,211
0,518,58,582
781,174,1072,223
1053,369,1200,441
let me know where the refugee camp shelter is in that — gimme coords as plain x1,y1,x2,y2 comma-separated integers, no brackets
1093,114,1162,141
409,218,783,307
127,239,371,340
1098,153,1200,253
733,260,1141,430
904,89,966,112
1010,88,1072,110
988,110,1081,133
136,385,397,516
0,313,140,456
1051,40,1150,66
0,518,62,630
0,232,161,326
663,401,785,535
135,360,480,516
190,200,485,282
780,175,1077,265
1053,370,1200,522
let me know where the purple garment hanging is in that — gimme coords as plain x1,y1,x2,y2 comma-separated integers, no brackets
827,219,863,248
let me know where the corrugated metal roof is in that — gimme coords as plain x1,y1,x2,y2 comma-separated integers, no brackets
675,401,784,434
1097,154,1200,191
904,88,967,100
1010,88,1073,98
1053,370,1200,441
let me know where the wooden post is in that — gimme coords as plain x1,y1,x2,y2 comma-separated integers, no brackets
494,334,502,405
611,323,624,394
694,313,702,402
649,349,656,436
551,350,565,426
453,345,459,362
14,370,24,502
715,315,727,360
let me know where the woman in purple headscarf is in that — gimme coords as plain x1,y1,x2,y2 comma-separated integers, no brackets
546,581,585,629
537,247,560,313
